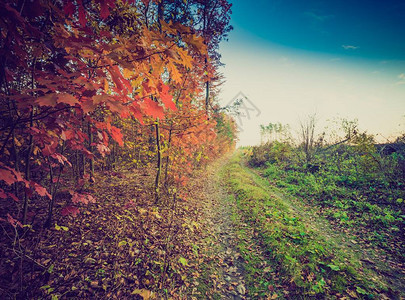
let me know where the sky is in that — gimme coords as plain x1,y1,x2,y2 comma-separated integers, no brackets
218,0,405,146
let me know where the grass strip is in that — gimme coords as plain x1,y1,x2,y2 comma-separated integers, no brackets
221,152,387,299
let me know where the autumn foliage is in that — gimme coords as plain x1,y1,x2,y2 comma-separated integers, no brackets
0,0,236,296
0,0,235,227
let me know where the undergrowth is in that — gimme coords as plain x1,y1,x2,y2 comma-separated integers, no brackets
221,152,388,299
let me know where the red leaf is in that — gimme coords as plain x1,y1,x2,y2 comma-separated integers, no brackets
81,148,94,159
110,126,124,147
0,164,25,186
108,66,132,94
72,192,96,204
42,142,58,156
130,103,144,125
158,81,176,111
36,93,58,107
64,1,75,17
81,98,98,114
0,169,16,185
32,182,52,199
7,214,22,228
8,193,19,202
61,131,67,141
142,98,164,119
0,189,7,199
62,129,76,141
100,0,110,19
77,1,87,27
97,144,110,157
57,93,78,106
102,131,109,145
61,206,80,217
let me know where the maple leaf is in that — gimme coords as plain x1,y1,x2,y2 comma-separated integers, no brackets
0,164,28,187
36,93,58,107
77,0,87,27
102,131,109,145
92,94,109,104
81,98,98,114
167,63,182,84
64,1,75,17
72,192,96,204
131,289,154,299
129,103,144,125
61,206,80,217
110,126,124,146
7,213,22,228
51,153,72,167
100,0,110,19
104,96,127,116
0,169,16,185
96,143,110,157
185,34,207,53
108,65,132,94
158,81,176,111
142,98,164,119
177,47,194,69
31,182,52,199
62,130,76,141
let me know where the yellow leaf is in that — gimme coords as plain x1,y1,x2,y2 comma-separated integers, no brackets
167,63,182,84
14,137,22,147
118,240,127,247
138,208,147,214
123,68,133,79
131,289,154,299
103,79,109,92
150,211,162,219
177,47,193,69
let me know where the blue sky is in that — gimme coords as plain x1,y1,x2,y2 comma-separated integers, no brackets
219,0,405,145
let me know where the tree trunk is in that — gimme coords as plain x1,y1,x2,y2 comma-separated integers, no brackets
88,122,95,182
155,119,161,203
22,108,34,224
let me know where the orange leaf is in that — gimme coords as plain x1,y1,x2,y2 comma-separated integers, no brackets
158,81,176,111
167,63,182,84
142,98,164,119
36,93,58,107
57,93,78,106
81,98,98,114
103,78,109,92
110,126,124,146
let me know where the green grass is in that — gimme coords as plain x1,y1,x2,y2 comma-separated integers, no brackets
261,158,405,261
224,193,282,298
220,152,387,299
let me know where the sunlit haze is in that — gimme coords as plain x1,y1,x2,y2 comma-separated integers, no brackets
218,0,405,146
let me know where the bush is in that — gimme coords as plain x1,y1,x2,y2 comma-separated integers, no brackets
249,142,293,167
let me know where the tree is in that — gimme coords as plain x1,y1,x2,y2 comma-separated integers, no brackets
299,114,317,164
0,0,234,226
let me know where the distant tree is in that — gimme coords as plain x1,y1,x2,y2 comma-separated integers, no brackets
260,122,291,144
299,114,317,164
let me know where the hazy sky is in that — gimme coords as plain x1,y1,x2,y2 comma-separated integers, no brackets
218,0,405,146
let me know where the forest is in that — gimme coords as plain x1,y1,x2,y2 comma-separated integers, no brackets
0,0,404,299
